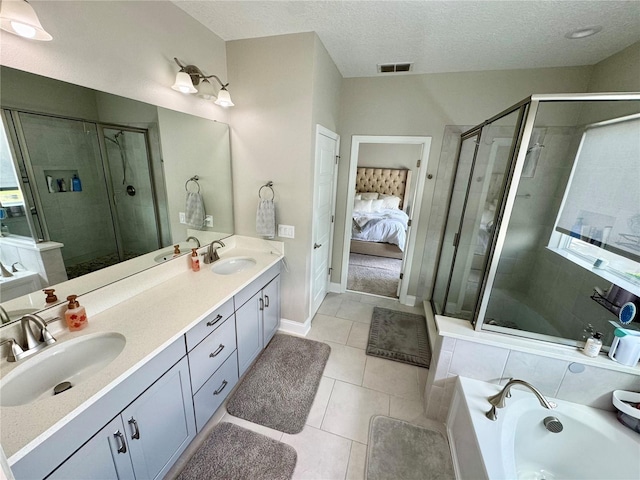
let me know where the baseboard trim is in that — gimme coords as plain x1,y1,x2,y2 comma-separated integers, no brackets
403,294,417,307
278,317,311,337
329,282,342,293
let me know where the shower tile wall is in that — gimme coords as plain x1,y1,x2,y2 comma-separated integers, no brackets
20,114,118,267
103,131,158,256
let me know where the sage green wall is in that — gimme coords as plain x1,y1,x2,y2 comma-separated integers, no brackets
588,41,640,92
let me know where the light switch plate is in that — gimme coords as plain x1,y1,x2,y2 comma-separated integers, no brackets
204,215,213,227
278,224,295,238
179,212,186,224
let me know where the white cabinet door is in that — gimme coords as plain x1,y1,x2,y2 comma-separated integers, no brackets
263,275,281,346
47,416,135,480
123,357,196,480
235,290,263,376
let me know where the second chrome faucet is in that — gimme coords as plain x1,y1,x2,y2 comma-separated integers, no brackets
486,378,556,420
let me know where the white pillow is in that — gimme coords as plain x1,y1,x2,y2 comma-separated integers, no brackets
360,192,379,200
353,199,373,212
380,195,401,210
354,193,362,200
370,199,385,212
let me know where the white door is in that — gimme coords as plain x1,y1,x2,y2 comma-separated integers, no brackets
310,126,339,317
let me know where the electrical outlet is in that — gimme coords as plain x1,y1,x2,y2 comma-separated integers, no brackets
278,224,295,238
179,212,186,224
204,215,213,227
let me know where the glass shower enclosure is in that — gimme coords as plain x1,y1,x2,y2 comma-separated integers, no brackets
432,93,640,350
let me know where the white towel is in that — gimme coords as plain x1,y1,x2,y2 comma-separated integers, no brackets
185,192,205,228
256,199,276,238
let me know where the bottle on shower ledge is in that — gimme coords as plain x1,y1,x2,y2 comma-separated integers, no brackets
71,174,82,192
583,331,603,357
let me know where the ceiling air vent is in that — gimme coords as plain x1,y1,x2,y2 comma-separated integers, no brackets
377,62,413,73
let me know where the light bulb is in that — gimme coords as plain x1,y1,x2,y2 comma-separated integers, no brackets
10,20,35,38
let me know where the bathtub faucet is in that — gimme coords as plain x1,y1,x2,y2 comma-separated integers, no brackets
485,379,556,421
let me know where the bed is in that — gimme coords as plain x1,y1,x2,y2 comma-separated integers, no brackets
350,167,412,259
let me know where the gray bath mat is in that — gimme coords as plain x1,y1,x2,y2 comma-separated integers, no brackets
367,307,431,368
366,416,454,480
226,334,330,434
176,422,296,480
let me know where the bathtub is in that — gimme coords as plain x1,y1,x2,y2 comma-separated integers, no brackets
447,376,640,479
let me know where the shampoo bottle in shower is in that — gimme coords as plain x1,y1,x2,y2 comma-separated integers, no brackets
65,294,88,331
71,174,82,192
191,248,200,272
583,331,603,357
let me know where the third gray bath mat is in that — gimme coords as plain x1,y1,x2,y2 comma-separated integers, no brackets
226,334,330,434
366,416,454,480
367,307,431,368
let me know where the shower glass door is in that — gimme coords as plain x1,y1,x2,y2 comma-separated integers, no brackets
438,107,524,320
16,112,120,277
432,132,480,314
102,127,160,260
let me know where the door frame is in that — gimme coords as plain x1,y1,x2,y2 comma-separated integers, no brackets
309,124,340,318
340,135,431,304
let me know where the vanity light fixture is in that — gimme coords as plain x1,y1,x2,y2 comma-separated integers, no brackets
0,0,52,41
171,58,234,107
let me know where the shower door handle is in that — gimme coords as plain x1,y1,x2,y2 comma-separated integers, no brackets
314,243,322,249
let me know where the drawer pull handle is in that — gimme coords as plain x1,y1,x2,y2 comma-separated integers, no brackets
206,314,223,327
209,344,225,358
264,295,270,308
114,430,127,454
213,380,228,395
128,417,140,440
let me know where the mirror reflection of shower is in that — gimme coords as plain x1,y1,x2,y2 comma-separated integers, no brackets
3,110,162,279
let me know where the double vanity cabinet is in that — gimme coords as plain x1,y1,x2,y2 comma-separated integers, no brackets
8,258,281,480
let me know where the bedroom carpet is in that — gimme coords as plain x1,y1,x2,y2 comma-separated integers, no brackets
176,422,297,480
226,334,330,434
366,416,454,480
347,253,402,298
367,307,431,368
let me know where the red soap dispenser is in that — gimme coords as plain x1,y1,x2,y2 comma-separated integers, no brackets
65,295,88,331
191,248,200,272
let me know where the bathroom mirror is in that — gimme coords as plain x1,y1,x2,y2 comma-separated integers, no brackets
0,66,234,325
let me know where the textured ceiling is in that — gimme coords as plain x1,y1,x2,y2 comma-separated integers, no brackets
172,0,640,78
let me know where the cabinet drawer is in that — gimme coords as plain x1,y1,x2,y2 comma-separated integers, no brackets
185,298,234,351
189,315,236,393
193,351,238,432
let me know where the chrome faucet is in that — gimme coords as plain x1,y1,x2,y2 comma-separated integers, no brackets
203,240,225,264
186,236,201,248
486,379,555,421
0,305,10,324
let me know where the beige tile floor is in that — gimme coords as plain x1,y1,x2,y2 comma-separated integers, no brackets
168,291,443,480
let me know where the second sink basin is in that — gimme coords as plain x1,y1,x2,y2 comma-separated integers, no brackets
211,256,256,275
0,332,126,407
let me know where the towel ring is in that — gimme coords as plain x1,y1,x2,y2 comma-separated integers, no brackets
185,176,200,193
259,181,274,200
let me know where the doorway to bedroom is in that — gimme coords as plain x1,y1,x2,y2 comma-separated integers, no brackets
341,136,431,303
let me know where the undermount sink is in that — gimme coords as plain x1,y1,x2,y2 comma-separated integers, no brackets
211,256,256,275
154,251,177,263
0,332,126,407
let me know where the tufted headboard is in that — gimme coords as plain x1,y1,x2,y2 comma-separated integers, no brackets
355,167,412,210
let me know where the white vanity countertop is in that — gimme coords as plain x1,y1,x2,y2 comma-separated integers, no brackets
0,235,284,462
